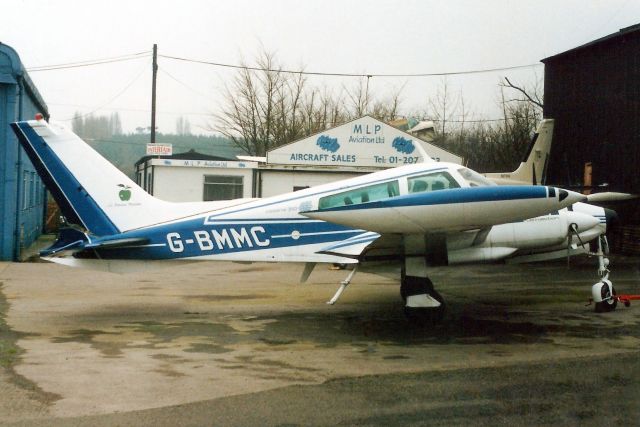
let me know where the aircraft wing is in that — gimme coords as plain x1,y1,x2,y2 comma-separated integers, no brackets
317,231,380,258
316,232,405,260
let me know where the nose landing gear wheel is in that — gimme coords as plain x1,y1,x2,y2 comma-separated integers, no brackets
593,280,618,313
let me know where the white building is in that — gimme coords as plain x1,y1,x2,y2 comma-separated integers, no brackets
135,116,462,202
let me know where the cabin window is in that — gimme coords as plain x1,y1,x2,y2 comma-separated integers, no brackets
203,175,243,201
408,171,460,193
318,180,399,209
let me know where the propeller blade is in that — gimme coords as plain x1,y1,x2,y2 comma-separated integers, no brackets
586,192,637,203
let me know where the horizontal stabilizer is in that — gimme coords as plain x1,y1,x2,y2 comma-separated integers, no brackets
41,228,149,257
84,237,150,250
40,228,89,256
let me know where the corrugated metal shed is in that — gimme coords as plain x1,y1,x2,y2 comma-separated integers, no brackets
0,42,49,260
542,24,640,254
542,24,640,192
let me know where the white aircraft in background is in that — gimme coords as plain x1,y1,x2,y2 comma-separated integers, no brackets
485,119,634,201
485,119,555,186
484,119,629,310
11,118,620,322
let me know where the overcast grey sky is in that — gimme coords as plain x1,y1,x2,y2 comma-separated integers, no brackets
2,0,639,134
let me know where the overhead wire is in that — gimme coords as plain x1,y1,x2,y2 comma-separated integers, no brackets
26,51,151,72
158,66,213,102
158,53,542,78
36,49,542,125
58,59,151,121
47,102,212,117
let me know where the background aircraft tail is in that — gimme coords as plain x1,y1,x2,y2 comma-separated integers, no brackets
485,119,554,185
11,119,232,235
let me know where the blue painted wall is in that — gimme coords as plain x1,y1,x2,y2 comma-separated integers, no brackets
0,43,49,260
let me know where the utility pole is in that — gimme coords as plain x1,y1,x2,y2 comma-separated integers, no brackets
150,43,158,144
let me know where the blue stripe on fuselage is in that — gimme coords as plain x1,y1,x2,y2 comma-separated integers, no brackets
12,122,119,236
84,217,361,260
306,186,549,213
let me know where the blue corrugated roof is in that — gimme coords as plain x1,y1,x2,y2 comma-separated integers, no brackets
0,42,49,118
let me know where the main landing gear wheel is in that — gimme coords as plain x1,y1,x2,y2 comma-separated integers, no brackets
401,276,446,325
592,279,618,313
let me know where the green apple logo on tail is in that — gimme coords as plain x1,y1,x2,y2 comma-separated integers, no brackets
118,184,132,201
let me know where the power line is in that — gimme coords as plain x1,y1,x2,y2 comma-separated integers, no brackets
158,66,213,102
47,102,211,117
59,59,151,121
159,53,542,78
26,51,151,72
84,137,236,148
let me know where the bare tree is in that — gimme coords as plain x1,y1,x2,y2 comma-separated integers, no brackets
72,112,123,139
214,50,324,156
214,48,404,156
499,76,544,110
344,77,371,118
370,86,403,123
301,87,347,134
176,116,191,135
213,50,283,156
415,77,542,173
427,78,462,141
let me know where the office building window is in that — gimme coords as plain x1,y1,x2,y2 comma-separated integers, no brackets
203,175,243,201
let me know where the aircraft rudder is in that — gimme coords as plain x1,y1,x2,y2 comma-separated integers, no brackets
518,119,554,184
11,120,120,235
11,119,165,235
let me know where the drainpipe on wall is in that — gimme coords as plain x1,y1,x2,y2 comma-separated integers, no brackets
13,75,23,261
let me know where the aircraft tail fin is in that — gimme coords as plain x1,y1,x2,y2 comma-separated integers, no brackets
485,119,554,185
11,119,215,235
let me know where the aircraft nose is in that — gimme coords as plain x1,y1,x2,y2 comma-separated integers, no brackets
557,188,587,207
604,208,619,233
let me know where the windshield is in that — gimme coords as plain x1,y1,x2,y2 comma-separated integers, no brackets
457,168,497,187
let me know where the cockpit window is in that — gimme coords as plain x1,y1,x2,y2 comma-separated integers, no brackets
457,168,497,187
318,180,400,209
408,171,460,193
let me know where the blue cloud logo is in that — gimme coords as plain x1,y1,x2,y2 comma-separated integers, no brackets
392,137,415,154
316,135,340,153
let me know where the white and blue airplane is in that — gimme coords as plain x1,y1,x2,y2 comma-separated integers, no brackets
11,117,619,322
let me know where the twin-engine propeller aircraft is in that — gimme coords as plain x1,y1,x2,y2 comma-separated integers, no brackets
11,118,619,322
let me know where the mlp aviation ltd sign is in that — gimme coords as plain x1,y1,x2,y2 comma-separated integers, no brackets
267,116,461,168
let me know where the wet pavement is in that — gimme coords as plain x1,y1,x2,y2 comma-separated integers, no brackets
1,256,639,425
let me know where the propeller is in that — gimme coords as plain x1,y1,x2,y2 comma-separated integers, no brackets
586,192,637,203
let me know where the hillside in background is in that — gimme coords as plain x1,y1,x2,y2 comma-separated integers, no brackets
86,133,246,178
71,113,245,178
